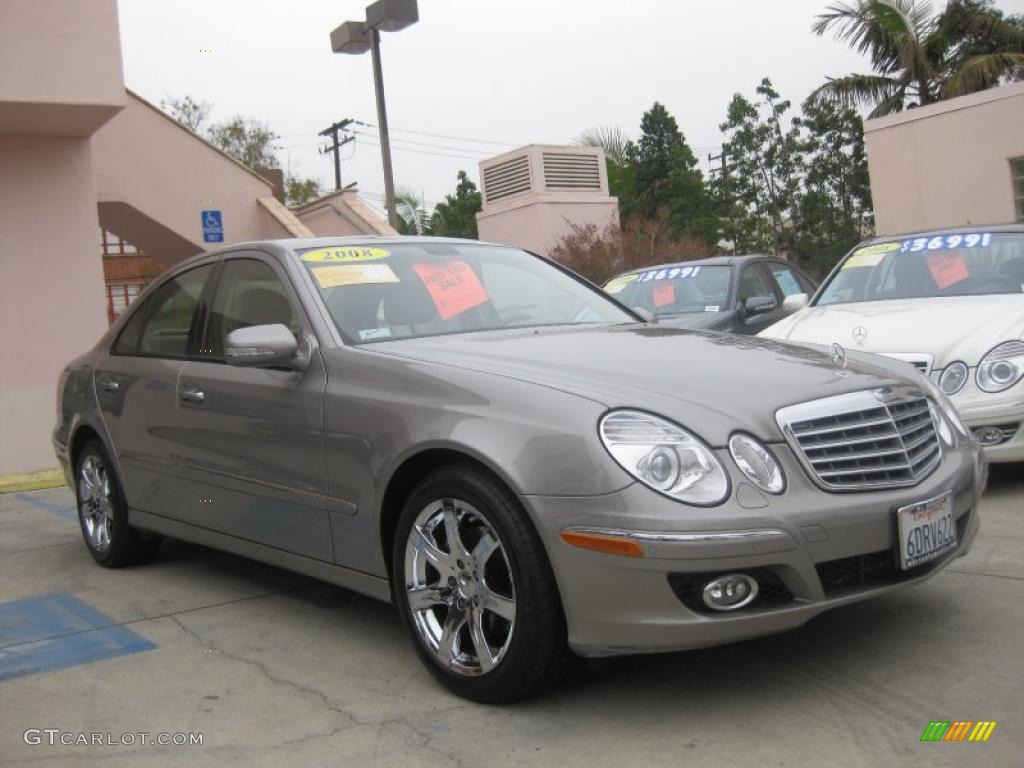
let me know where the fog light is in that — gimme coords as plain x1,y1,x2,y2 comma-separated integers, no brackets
974,426,1006,446
701,574,759,611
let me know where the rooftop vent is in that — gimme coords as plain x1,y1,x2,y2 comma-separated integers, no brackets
482,154,532,204
542,152,601,191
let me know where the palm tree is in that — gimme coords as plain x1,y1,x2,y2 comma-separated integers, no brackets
809,0,1024,117
394,187,430,235
573,126,630,166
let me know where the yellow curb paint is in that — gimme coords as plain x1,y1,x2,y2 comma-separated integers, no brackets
0,468,65,494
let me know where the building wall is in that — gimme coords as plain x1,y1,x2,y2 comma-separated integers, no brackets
0,136,109,474
865,82,1024,236
477,200,619,256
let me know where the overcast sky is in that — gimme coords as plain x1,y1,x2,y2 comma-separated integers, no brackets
118,0,1024,214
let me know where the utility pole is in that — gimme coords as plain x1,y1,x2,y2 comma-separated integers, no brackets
319,119,354,191
709,149,737,254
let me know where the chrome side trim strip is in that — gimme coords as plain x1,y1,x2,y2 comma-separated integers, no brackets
563,526,791,544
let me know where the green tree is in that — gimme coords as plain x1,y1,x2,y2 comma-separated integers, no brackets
285,175,322,207
794,99,874,274
430,171,482,239
717,79,805,257
809,0,1024,117
206,116,279,171
624,103,716,245
160,95,211,133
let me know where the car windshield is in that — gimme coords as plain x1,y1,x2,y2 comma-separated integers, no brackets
817,232,1024,306
299,242,636,344
604,265,730,316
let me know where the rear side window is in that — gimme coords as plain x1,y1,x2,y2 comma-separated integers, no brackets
204,259,300,359
114,265,212,357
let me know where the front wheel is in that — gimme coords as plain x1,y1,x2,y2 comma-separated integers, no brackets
393,463,575,703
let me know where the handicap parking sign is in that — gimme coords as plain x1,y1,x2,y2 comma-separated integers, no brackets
201,210,223,243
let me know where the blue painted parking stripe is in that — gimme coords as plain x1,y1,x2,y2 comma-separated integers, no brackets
12,492,78,521
0,593,155,681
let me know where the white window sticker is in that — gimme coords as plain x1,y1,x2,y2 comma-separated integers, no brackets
358,328,393,341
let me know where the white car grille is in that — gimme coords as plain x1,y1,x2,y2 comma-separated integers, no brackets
776,388,942,491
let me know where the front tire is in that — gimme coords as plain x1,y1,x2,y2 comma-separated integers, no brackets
75,439,161,567
392,462,575,703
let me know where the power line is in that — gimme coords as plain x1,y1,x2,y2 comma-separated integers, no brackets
354,120,521,148
351,129,491,156
355,135,488,162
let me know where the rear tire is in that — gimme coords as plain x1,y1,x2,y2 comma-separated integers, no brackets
75,439,161,567
392,462,576,703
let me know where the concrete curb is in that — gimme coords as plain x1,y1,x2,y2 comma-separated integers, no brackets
0,468,65,494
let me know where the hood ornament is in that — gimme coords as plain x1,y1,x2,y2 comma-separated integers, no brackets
830,342,848,371
852,325,868,345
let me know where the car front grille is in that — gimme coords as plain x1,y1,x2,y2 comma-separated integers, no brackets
816,510,971,597
777,387,942,491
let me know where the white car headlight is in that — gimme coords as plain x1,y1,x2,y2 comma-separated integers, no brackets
599,410,730,505
728,433,785,494
976,341,1024,393
938,361,968,395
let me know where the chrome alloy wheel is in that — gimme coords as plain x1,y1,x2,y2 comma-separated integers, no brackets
78,454,113,552
404,498,517,676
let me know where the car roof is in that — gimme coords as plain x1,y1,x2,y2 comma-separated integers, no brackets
861,223,1024,245
611,253,780,279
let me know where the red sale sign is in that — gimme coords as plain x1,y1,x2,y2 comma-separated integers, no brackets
412,260,489,320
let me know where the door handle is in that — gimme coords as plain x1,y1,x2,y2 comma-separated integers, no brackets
97,376,119,393
179,386,205,405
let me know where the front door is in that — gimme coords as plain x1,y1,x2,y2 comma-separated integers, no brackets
736,263,786,334
94,263,215,518
174,254,332,562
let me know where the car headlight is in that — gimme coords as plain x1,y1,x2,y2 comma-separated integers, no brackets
728,433,785,494
938,361,968,395
599,410,730,505
976,341,1024,393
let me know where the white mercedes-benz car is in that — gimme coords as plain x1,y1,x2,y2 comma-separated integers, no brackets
761,225,1024,463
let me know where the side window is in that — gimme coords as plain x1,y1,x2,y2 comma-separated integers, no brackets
767,263,805,297
204,258,300,360
112,295,151,354
122,265,212,357
738,265,776,303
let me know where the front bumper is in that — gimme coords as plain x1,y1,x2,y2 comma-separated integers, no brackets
948,381,1024,462
522,442,981,658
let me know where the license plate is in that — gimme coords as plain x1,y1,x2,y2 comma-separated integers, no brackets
896,492,957,570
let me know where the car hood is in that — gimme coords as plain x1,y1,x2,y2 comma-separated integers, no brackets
369,324,913,445
760,295,1024,367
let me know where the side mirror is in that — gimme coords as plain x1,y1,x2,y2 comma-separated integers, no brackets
782,292,809,312
743,295,777,316
632,307,657,323
224,324,307,370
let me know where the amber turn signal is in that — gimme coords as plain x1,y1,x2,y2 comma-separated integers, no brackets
560,530,644,557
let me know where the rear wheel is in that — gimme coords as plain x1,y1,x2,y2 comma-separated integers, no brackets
393,463,575,703
75,440,161,567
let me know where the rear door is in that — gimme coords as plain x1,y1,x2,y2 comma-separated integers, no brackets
174,253,332,561
94,263,215,518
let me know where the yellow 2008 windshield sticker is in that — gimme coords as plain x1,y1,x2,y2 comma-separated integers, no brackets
301,246,391,263
604,274,639,294
312,264,399,288
843,241,899,269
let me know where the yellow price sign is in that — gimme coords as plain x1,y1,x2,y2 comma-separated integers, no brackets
301,246,391,263
312,264,399,288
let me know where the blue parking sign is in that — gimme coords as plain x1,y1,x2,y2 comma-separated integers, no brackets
201,210,223,243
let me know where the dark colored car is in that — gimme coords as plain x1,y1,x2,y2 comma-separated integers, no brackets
603,255,818,335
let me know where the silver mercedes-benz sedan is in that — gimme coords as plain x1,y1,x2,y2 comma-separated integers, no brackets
54,237,985,702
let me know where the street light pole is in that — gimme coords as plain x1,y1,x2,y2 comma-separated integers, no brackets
369,27,398,229
330,0,417,232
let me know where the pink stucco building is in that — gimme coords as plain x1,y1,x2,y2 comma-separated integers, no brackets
864,81,1024,236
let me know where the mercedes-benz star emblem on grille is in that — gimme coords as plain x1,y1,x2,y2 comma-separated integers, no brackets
852,325,868,344
830,342,848,370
